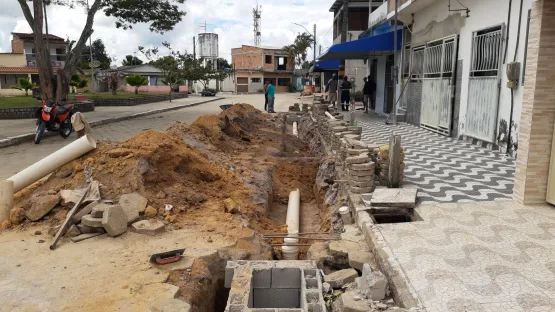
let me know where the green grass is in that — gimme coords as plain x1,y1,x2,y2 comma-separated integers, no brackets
82,92,168,99
0,96,41,109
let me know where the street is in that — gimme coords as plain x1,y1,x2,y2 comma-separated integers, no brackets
0,93,304,179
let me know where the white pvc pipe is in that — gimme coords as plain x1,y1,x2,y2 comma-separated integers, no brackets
0,180,14,222
292,122,299,137
325,111,337,120
282,189,300,260
8,135,97,193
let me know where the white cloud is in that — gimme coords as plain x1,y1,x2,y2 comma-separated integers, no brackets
0,0,337,65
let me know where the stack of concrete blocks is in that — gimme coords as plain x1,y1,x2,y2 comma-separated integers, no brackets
377,145,405,186
224,260,326,312
343,139,376,194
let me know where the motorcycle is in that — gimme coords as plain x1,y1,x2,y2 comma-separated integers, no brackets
34,98,74,144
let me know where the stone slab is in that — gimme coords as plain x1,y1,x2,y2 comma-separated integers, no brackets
323,268,358,288
370,188,417,209
118,193,147,222
71,201,99,223
81,215,103,228
334,290,371,312
91,203,112,218
131,219,165,236
70,232,105,243
348,251,374,271
329,240,361,257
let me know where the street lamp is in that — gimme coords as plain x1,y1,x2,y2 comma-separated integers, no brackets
292,22,317,64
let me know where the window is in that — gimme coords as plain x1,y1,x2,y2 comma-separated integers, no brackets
470,25,504,77
277,57,287,71
410,46,425,81
402,45,411,78
278,78,290,86
265,55,272,64
55,48,65,55
423,37,456,79
251,78,262,83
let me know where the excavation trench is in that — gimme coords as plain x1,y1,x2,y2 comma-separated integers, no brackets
166,113,332,312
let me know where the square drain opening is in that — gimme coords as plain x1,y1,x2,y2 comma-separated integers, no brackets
249,268,302,309
373,214,413,224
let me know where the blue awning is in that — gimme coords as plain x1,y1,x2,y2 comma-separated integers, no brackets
319,29,403,61
311,59,340,72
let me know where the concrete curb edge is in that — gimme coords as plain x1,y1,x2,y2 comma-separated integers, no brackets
0,97,224,149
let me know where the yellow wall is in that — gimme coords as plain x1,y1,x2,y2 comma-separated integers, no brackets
0,54,26,67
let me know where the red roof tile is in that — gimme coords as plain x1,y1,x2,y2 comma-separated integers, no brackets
11,32,66,43
0,67,39,73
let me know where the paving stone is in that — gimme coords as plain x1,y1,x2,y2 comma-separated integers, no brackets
345,155,370,164
131,219,165,236
349,175,373,182
118,193,147,222
329,240,361,258
81,214,103,228
77,223,106,234
359,264,388,301
350,163,375,170
71,201,99,223
323,268,358,288
349,170,373,177
333,291,370,312
370,188,417,209
101,205,128,237
66,224,81,237
149,298,191,312
348,251,374,271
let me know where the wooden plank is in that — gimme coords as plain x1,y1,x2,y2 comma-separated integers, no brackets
50,183,92,250
388,135,401,188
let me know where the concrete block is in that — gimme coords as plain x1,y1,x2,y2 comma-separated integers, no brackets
81,215,103,228
349,170,373,177
303,269,318,279
305,278,318,289
91,203,112,218
359,264,388,300
349,174,373,182
271,268,301,289
306,242,333,269
334,291,371,312
252,288,300,309
118,192,147,222
348,251,374,271
101,205,128,237
149,298,191,312
252,269,272,288
225,267,235,288
131,219,165,236
228,305,245,312
370,188,417,209
323,268,358,288
350,163,375,170
345,155,369,164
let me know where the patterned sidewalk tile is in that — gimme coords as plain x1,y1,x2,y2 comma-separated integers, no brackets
358,120,515,204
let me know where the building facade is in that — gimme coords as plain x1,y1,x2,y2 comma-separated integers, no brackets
0,33,67,95
231,45,295,93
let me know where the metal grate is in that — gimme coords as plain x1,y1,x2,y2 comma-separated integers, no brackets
470,27,503,76
424,43,444,75
410,47,425,80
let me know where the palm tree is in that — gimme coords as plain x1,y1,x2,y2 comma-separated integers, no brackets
10,78,38,96
282,32,315,69
125,75,148,94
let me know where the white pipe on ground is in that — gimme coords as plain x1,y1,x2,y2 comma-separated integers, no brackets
325,112,337,120
293,121,298,137
8,135,97,193
0,180,14,222
282,189,300,260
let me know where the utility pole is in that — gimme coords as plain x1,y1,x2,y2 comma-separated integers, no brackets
313,24,317,63
193,36,196,59
340,0,349,79
391,0,399,125
86,0,94,93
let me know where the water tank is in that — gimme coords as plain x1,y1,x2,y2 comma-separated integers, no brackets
198,33,219,58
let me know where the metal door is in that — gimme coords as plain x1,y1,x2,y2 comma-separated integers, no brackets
419,37,458,136
405,46,425,126
466,26,504,143
236,77,248,93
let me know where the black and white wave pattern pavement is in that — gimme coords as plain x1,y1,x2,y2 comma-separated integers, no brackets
358,120,515,204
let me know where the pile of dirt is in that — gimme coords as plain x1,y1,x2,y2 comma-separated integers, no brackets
13,129,282,238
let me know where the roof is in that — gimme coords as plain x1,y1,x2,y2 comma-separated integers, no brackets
11,32,66,42
233,44,284,51
0,66,39,74
329,0,372,12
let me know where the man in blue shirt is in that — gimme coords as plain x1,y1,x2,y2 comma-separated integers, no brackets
267,81,276,113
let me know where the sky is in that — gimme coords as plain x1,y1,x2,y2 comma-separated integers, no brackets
0,0,337,66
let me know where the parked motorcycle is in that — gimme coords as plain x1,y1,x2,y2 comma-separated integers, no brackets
34,98,74,144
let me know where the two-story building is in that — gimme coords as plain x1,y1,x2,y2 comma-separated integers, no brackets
230,45,295,93
0,33,67,95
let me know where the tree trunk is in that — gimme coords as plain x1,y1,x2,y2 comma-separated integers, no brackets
29,0,55,100
135,87,139,94
56,69,70,102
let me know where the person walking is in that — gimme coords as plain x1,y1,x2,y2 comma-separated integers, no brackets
340,76,352,111
326,74,338,109
263,80,269,112
267,81,276,113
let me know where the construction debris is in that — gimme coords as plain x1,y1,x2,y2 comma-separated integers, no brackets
131,219,165,236
324,268,358,288
101,205,128,237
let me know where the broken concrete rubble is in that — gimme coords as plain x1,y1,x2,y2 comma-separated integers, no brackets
101,205,128,237
324,268,358,288
348,251,374,271
333,290,371,312
329,240,361,258
131,219,165,236
358,264,388,301
91,203,112,218
118,193,146,222
81,214,103,228
71,201,98,223
77,223,106,234
25,194,60,221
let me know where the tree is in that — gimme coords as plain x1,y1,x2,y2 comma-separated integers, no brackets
10,77,38,96
15,0,187,102
282,32,314,69
69,74,88,93
122,55,144,66
80,39,112,70
108,72,121,95
125,75,148,94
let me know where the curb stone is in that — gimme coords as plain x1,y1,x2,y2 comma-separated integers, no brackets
0,97,224,148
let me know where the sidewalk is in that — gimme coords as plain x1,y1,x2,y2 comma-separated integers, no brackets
0,96,222,146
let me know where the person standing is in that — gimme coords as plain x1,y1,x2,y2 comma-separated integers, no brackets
263,80,269,112
267,81,276,113
363,77,370,113
368,75,376,111
326,74,338,109
340,76,352,111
